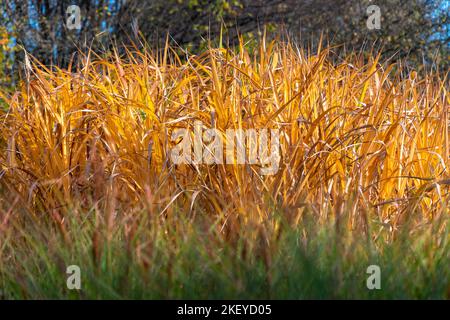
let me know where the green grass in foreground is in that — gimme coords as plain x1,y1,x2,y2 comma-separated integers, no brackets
0,207,449,300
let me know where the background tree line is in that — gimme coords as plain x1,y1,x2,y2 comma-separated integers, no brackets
0,0,448,87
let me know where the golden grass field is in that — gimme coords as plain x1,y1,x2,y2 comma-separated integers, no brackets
0,39,448,298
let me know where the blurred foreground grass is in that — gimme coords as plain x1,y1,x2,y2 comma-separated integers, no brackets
0,204,448,299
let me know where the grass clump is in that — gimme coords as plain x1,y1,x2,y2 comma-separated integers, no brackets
0,38,448,299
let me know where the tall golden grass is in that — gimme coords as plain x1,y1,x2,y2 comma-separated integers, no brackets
0,39,448,239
